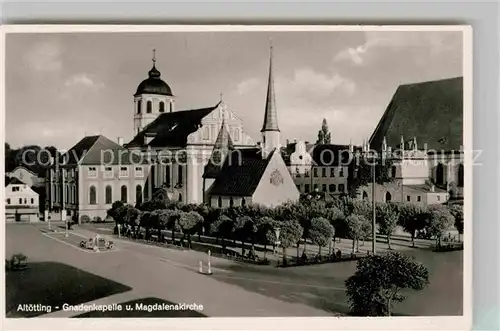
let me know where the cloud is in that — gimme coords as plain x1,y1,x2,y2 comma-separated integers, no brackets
236,78,260,95
23,41,62,72
64,73,105,88
281,68,356,98
333,45,368,66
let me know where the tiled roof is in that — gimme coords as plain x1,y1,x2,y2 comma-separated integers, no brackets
311,144,352,166
403,183,447,194
126,104,220,148
5,177,25,186
369,77,463,152
61,135,145,166
208,148,273,197
203,119,234,179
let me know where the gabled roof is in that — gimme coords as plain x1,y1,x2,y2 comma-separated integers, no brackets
60,135,145,166
311,144,352,166
126,104,220,148
403,183,448,194
5,177,25,187
369,77,463,152
203,119,235,179
7,166,38,177
208,148,273,197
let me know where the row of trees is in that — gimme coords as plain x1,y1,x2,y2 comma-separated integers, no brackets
107,196,463,265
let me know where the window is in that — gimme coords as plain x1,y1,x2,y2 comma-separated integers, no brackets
146,100,152,113
170,102,173,112
89,185,97,205
178,165,183,184
304,184,310,193
178,193,182,202
218,197,222,208
329,184,336,192
385,191,392,202
31,198,34,204
65,186,69,203
105,185,112,204
165,165,171,187
313,168,318,177
295,167,300,177
121,185,127,203
24,198,27,204
391,165,397,178
322,184,327,192
457,164,464,187
88,167,97,178
159,101,165,113
338,184,345,193
6,198,10,205
19,198,22,204
330,168,335,177
203,126,210,140
104,167,113,178
407,195,411,202
313,184,319,191
136,185,143,205
304,169,310,177
436,163,444,185
144,181,149,201
242,198,246,206
230,197,234,207
322,168,326,177
12,186,20,192
135,166,143,177
119,166,128,177
437,196,441,201
417,196,421,202
339,168,344,177
137,100,142,114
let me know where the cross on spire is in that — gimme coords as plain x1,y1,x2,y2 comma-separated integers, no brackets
220,92,223,102
152,49,156,65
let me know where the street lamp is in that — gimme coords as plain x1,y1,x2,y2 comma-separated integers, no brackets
366,149,377,255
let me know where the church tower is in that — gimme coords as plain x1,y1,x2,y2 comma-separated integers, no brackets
261,42,280,158
133,50,176,135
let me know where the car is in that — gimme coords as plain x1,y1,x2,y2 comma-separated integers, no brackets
80,237,114,251
6,254,28,271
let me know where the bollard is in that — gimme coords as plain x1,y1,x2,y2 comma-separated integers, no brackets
207,250,212,274
199,261,203,273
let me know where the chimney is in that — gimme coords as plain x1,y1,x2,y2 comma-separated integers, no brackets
117,137,124,146
430,185,435,192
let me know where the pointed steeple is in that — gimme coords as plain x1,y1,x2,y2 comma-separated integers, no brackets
261,41,279,132
203,109,234,179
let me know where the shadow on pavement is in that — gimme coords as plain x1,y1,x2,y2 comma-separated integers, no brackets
75,297,206,317
6,261,132,317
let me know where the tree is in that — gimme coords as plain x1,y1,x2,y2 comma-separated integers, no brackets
164,209,181,244
149,210,171,242
235,215,255,255
210,215,234,250
345,214,369,253
107,200,125,224
256,216,276,259
308,217,334,257
139,212,152,240
178,211,204,248
450,205,464,241
345,251,429,316
316,118,331,144
427,205,455,248
397,203,428,247
278,220,303,266
376,203,399,249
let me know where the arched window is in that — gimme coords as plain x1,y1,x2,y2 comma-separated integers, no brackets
385,192,392,202
178,193,182,202
89,185,97,205
457,164,464,187
178,165,183,184
218,197,222,208
137,100,142,114
146,100,152,113
362,191,368,200
105,185,112,204
436,163,444,185
121,185,127,203
136,185,143,205
229,197,234,207
165,165,171,187
391,165,397,178
242,198,246,206
159,101,165,113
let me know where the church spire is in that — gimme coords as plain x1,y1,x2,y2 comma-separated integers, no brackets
261,41,279,132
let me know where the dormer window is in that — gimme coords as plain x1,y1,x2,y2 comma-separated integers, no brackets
119,167,129,177
88,167,97,178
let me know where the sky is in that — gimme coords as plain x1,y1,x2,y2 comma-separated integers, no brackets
5,30,463,151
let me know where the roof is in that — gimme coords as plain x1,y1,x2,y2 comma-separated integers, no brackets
209,148,273,197
203,119,235,179
60,135,145,166
311,144,352,166
280,142,317,166
403,183,447,194
5,177,25,187
7,166,38,177
369,77,463,152
135,64,173,96
126,104,220,148
261,45,279,132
